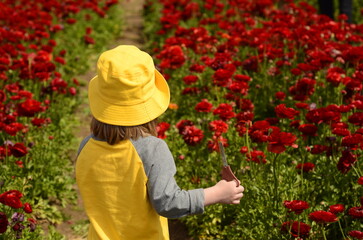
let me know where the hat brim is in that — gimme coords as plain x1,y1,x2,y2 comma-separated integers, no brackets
88,69,170,126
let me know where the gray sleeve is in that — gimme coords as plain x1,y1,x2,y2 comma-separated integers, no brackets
132,137,205,219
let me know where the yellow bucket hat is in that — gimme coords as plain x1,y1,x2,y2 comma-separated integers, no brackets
88,45,170,126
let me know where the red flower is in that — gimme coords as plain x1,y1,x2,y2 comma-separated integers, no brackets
310,144,328,154
349,230,363,239
176,119,194,134
283,200,309,214
23,202,33,213
289,77,316,101
246,150,266,164
267,128,298,154
337,150,357,174
157,45,186,70
195,99,213,113
156,122,170,139
213,103,236,121
0,190,23,209
180,125,204,146
341,134,363,150
329,204,345,214
309,210,338,223
275,91,286,100
17,99,43,117
281,221,311,238
84,35,95,45
298,124,318,137
296,162,315,173
0,212,8,233
348,206,363,219
10,143,28,158
209,120,228,136
183,75,198,85
348,112,363,126
275,104,299,119
358,176,363,185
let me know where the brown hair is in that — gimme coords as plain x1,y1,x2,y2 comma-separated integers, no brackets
90,117,158,145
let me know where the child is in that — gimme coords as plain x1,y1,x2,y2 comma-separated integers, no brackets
76,45,244,240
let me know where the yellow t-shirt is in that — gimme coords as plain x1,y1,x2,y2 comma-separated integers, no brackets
76,138,169,240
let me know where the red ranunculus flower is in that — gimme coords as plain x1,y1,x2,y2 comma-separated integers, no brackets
348,112,363,126
195,99,213,113
23,202,32,213
156,122,170,139
348,206,363,219
183,75,198,85
281,221,310,238
10,143,28,158
17,99,43,117
358,176,363,185
246,150,266,164
175,119,194,134
341,134,363,150
157,45,186,70
337,150,357,174
213,103,236,121
275,104,299,119
0,190,23,209
310,144,328,154
296,162,315,173
209,120,228,136
349,230,363,239
267,128,298,154
181,125,204,146
0,212,8,233
309,210,338,223
298,124,318,137
329,204,345,214
275,91,286,100
283,200,309,214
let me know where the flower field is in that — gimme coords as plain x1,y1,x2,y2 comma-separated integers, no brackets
0,0,122,239
144,0,363,239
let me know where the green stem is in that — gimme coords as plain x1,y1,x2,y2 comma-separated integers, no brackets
272,153,279,211
338,219,346,239
322,226,328,240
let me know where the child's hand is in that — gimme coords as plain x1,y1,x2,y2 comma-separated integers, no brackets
204,180,244,206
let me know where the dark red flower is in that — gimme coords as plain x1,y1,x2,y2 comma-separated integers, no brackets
348,206,363,219
17,99,43,117
180,125,204,146
246,150,266,164
329,204,345,214
289,77,316,101
84,35,95,45
283,200,309,214
195,99,213,113
281,221,311,238
176,119,194,134
21,202,32,214
156,122,170,139
275,91,286,100
296,162,315,173
309,210,338,223
183,75,198,85
157,45,186,70
0,190,23,209
0,212,8,233
267,128,298,154
337,150,357,174
10,143,28,158
348,230,363,239
213,103,236,121
348,112,363,126
209,120,228,136
310,144,328,154
298,124,318,137
341,134,363,150
275,104,299,119
358,176,363,185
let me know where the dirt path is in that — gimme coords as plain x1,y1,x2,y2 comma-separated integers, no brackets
56,0,192,239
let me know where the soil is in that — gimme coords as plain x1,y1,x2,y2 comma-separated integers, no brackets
55,0,193,239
